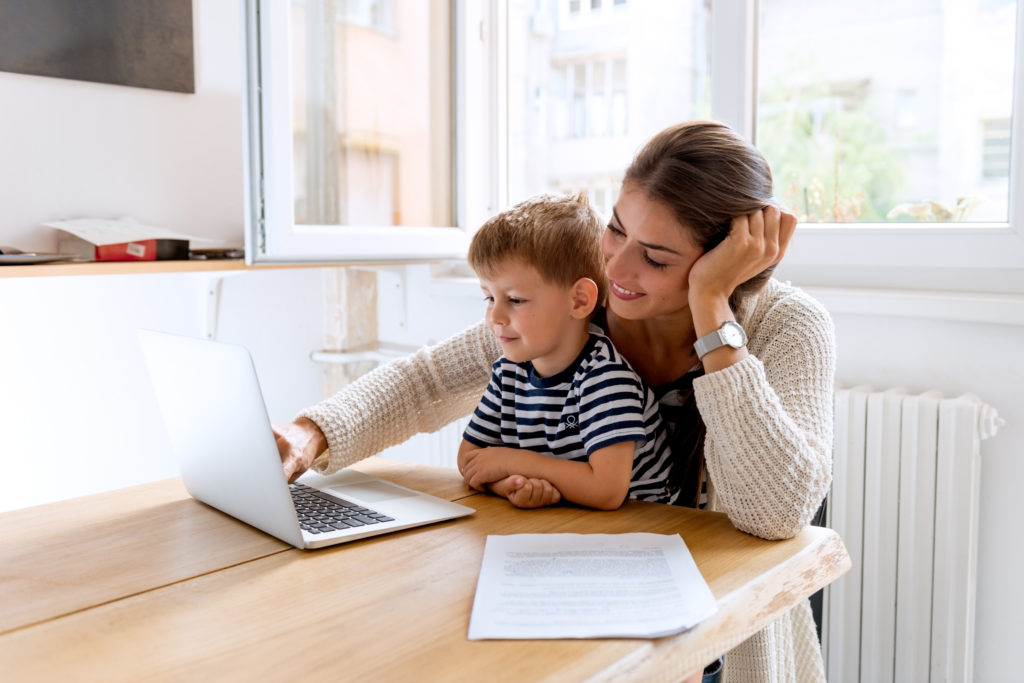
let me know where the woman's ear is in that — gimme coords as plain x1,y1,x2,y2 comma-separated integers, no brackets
569,277,599,320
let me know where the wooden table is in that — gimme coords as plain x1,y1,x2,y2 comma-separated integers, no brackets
0,458,849,682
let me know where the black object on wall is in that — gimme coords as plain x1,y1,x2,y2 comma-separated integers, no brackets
0,0,194,93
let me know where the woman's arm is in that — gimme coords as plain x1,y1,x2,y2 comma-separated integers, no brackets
695,284,836,540
295,321,502,474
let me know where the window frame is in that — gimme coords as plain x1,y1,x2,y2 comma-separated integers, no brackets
242,0,492,264
243,0,1024,281
710,0,1024,288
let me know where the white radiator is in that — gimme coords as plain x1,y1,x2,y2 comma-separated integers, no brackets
824,388,1002,683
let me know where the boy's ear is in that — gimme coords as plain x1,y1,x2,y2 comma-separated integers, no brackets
569,277,599,320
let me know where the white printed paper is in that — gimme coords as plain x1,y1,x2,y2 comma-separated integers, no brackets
44,217,211,246
467,533,717,640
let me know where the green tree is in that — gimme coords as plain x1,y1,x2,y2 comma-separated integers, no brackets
758,78,905,222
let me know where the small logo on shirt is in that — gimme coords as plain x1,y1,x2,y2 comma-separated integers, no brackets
560,414,579,433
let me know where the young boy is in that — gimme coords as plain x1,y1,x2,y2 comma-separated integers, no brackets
458,192,676,510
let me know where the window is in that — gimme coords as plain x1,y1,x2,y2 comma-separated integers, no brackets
244,0,1024,281
243,0,475,263
562,0,631,25
506,0,710,211
572,63,587,137
743,0,1024,281
553,58,628,140
757,0,1016,226
334,0,395,34
982,118,1012,179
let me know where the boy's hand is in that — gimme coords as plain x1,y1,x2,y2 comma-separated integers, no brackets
489,475,562,508
461,447,514,490
507,478,562,508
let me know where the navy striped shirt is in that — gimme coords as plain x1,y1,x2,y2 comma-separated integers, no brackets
463,333,677,504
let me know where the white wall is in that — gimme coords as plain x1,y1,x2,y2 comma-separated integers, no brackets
0,0,244,251
0,1,327,512
0,268,326,512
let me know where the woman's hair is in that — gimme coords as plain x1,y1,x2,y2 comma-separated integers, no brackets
623,120,776,311
468,192,608,306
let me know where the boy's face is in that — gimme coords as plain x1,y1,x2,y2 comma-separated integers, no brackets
478,259,587,377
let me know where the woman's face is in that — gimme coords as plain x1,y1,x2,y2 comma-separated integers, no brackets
601,185,703,321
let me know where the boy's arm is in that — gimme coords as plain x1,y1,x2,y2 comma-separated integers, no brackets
457,438,483,479
459,439,562,506
461,441,635,511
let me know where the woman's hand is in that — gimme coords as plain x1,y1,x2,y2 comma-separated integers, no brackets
272,417,327,483
687,204,797,304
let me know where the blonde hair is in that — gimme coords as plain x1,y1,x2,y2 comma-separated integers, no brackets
468,192,608,306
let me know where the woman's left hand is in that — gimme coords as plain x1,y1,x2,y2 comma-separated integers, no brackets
687,204,797,303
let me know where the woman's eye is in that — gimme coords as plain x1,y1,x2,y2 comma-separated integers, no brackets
643,252,668,269
508,297,526,305
606,223,624,237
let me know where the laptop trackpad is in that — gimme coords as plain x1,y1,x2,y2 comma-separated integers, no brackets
328,481,418,503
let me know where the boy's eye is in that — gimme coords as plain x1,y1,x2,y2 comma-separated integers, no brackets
508,297,526,305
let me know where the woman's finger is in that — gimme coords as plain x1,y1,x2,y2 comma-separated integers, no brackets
762,205,781,244
730,212,751,243
760,205,781,264
746,206,766,241
782,209,798,244
779,209,798,253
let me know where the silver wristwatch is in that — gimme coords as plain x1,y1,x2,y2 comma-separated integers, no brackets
694,321,748,360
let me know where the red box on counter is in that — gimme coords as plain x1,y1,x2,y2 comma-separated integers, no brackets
49,218,197,262
94,239,189,261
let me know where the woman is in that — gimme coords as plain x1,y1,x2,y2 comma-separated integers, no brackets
275,120,835,683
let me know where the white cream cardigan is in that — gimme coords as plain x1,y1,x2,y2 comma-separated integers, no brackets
300,278,836,683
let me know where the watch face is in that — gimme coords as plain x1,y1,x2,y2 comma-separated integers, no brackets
721,322,745,347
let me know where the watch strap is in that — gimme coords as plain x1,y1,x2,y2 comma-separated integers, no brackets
693,328,725,359
694,321,747,360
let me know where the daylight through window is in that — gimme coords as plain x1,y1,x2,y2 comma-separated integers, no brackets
757,0,1017,224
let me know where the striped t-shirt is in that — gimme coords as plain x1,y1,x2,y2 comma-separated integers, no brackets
462,333,677,504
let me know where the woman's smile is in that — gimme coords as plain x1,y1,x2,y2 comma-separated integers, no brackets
609,280,644,300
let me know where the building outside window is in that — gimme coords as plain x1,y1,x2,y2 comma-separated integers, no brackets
507,0,710,216
982,118,1012,179
289,0,450,228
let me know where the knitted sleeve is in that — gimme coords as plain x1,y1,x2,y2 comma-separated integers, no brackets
297,321,502,474
694,285,836,540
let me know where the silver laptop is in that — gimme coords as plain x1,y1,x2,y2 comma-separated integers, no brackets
138,330,474,549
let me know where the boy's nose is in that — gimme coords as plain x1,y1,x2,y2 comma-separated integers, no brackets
487,306,508,326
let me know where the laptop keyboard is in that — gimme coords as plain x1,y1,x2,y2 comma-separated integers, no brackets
290,482,395,535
